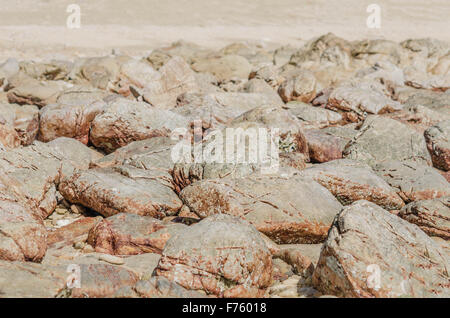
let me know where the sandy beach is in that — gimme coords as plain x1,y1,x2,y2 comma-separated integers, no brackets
0,0,448,61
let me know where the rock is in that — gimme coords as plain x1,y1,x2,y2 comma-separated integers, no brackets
313,200,450,297
141,56,199,109
69,264,139,298
276,244,322,270
98,254,125,265
19,60,72,81
273,45,297,66
87,213,186,255
179,174,342,243
326,85,402,122
6,72,68,107
343,115,432,166
114,59,160,97
192,55,252,82
155,214,273,297
39,90,109,144
132,276,206,298
90,98,188,153
403,90,450,116
47,217,101,246
59,165,182,218
373,160,450,202
0,103,39,146
424,120,450,171
0,261,65,297
300,159,405,210
352,39,406,65
70,56,122,90
286,101,342,129
240,78,283,102
399,197,450,240
0,121,21,150
278,70,317,103
303,130,344,163
0,191,47,262
387,104,450,133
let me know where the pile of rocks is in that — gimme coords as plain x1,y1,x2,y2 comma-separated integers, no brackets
0,34,448,298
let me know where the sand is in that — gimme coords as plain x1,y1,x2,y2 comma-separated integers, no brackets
0,0,449,61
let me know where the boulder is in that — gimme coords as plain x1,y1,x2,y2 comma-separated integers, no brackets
399,197,450,240
155,214,273,297
179,174,342,243
373,160,450,202
191,55,252,82
90,98,189,153
424,120,450,171
59,165,182,219
0,103,39,146
278,70,317,103
313,200,450,297
87,213,186,255
286,101,342,129
300,159,404,210
39,90,110,144
303,130,345,163
343,115,432,166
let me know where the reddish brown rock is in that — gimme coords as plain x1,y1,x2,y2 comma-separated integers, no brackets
313,200,450,297
304,130,345,163
59,165,182,219
179,174,342,243
47,217,102,246
87,213,186,255
300,159,405,210
155,214,273,297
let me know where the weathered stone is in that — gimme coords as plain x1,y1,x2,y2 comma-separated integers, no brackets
155,214,273,297
300,159,405,210
39,90,110,144
59,165,182,218
304,130,345,163
327,86,402,122
0,103,39,146
87,213,186,255
141,56,199,109
6,72,68,107
424,120,450,171
192,55,252,82
313,200,450,298
180,174,342,243
47,217,102,246
373,160,450,202
90,98,189,153
399,197,450,240
132,276,206,298
343,115,432,166
0,191,47,262
278,70,317,103
286,101,342,129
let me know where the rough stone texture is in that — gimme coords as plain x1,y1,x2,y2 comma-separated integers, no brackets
39,90,109,144
424,120,450,171
191,54,252,82
327,86,402,122
387,104,450,133
173,92,283,130
0,103,39,146
278,70,317,103
87,213,186,255
6,72,68,107
343,115,432,166
90,98,189,153
179,174,342,243
399,197,450,240
132,276,206,298
313,200,450,298
374,160,450,202
300,159,405,210
47,217,101,246
304,130,345,163
59,165,182,218
0,191,47,262
141,56,199,109
286,101,342,129
155,214,273,297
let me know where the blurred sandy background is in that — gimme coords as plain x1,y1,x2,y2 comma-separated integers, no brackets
0,0,448,61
